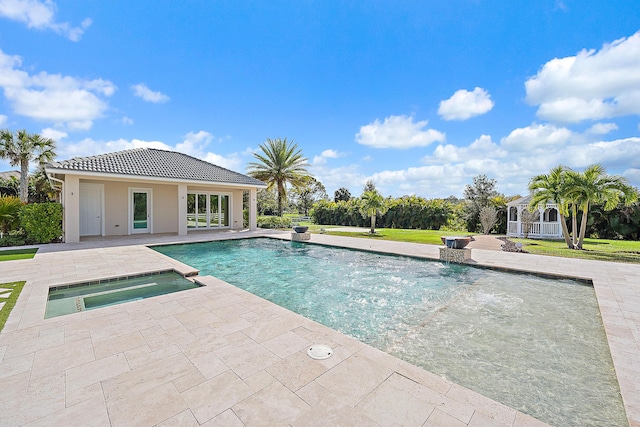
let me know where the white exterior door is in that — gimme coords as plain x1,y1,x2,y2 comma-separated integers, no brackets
79,183,103,236
129,188,152,234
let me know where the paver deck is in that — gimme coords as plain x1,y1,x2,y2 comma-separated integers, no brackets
0,229,638,426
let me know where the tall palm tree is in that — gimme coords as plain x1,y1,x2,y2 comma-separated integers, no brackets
359,189,388,234
247,138,310,216
0,130,56,203
567,164,637,249
528,165,573,249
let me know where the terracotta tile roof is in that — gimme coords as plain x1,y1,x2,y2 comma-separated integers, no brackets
46,148,265,187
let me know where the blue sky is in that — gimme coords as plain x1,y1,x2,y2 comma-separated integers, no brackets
1,0,639,198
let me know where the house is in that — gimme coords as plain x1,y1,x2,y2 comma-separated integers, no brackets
0,170,20,180
506,195,564,239
45,148,266,243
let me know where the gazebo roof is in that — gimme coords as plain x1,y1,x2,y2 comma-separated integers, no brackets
507,195,557,207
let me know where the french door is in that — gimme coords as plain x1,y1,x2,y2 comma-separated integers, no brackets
187,192,230,229
129,188,152,234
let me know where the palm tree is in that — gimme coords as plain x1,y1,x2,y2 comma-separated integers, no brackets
359,189,388,234
567,164,637,249
0,130,56,203
247,138,310,216
528,165,573,249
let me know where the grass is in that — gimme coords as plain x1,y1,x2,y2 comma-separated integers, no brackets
0,248,38,262
310,225,640,264
313,227,464,245
512,238,640,264
0,281,26,332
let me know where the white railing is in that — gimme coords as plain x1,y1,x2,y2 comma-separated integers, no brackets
507,221,561,238
541,222,560,236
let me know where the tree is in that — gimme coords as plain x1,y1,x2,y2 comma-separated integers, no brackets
363,180,376,193
463,174,499,232
290,176,328,216
334,187,351,202
247,138,310,216
528,165,573,249
567,164,637,249
359,189,388,234
520,209,539,239
0,130,56,203
479,206,498,234
256,188,278,215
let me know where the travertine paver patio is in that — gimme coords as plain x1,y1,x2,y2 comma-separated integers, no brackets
0,229,638,426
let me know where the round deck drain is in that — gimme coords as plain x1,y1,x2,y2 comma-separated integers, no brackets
307,344,333,360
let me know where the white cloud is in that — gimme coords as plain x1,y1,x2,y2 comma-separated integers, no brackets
0,0,91,41
425,135,506,164
176,131,242,171
568,137,640,169
312,148,345,166
0,49,115,130
438,87,494,121
526,31,640,122
587,122,618,135
131,83,169,103
121,116,134,125
624,168,640,184
40,127,67,141
0,114,6,126
356,115,445,149
501,123,573,151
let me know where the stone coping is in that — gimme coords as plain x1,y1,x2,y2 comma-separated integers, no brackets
0,229,637,426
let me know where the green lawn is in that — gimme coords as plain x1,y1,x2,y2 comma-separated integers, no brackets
313,227,462,245
310,225,640,264
0,248,38,262
0,281,26,332
512,238,640,264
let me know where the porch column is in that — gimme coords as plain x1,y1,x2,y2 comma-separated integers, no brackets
517,205,522,236
64,175,80,243
539,207,544,236
178,184,188,236
249,188,258,230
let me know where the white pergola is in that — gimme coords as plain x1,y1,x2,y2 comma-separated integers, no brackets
506,195,564,239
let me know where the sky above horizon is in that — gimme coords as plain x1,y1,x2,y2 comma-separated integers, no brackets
1,0,639,198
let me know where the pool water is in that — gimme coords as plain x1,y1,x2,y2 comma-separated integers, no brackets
154,238,627,427
45,271,200,319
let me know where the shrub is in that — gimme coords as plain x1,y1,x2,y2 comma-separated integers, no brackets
0,231,28,247
257,215,292,229
0,195,22,235
18,202,63,244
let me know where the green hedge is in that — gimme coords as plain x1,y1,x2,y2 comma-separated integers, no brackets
257,215,293,229
312,196,454,230
18,203,63,243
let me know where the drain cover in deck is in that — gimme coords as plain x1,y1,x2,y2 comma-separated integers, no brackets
307,344,333,360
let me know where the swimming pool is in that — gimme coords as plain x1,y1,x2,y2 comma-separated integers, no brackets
45,271,201,318
153,238,626,426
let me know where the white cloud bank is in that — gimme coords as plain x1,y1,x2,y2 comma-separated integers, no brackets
438,87,494,121
0,0,91,41
526,31,640,123
0,49,115,130
356,115,445,149
131,83,170,103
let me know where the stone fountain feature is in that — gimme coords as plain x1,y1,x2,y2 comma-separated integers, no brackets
291,226,310,241
439,236,472,263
